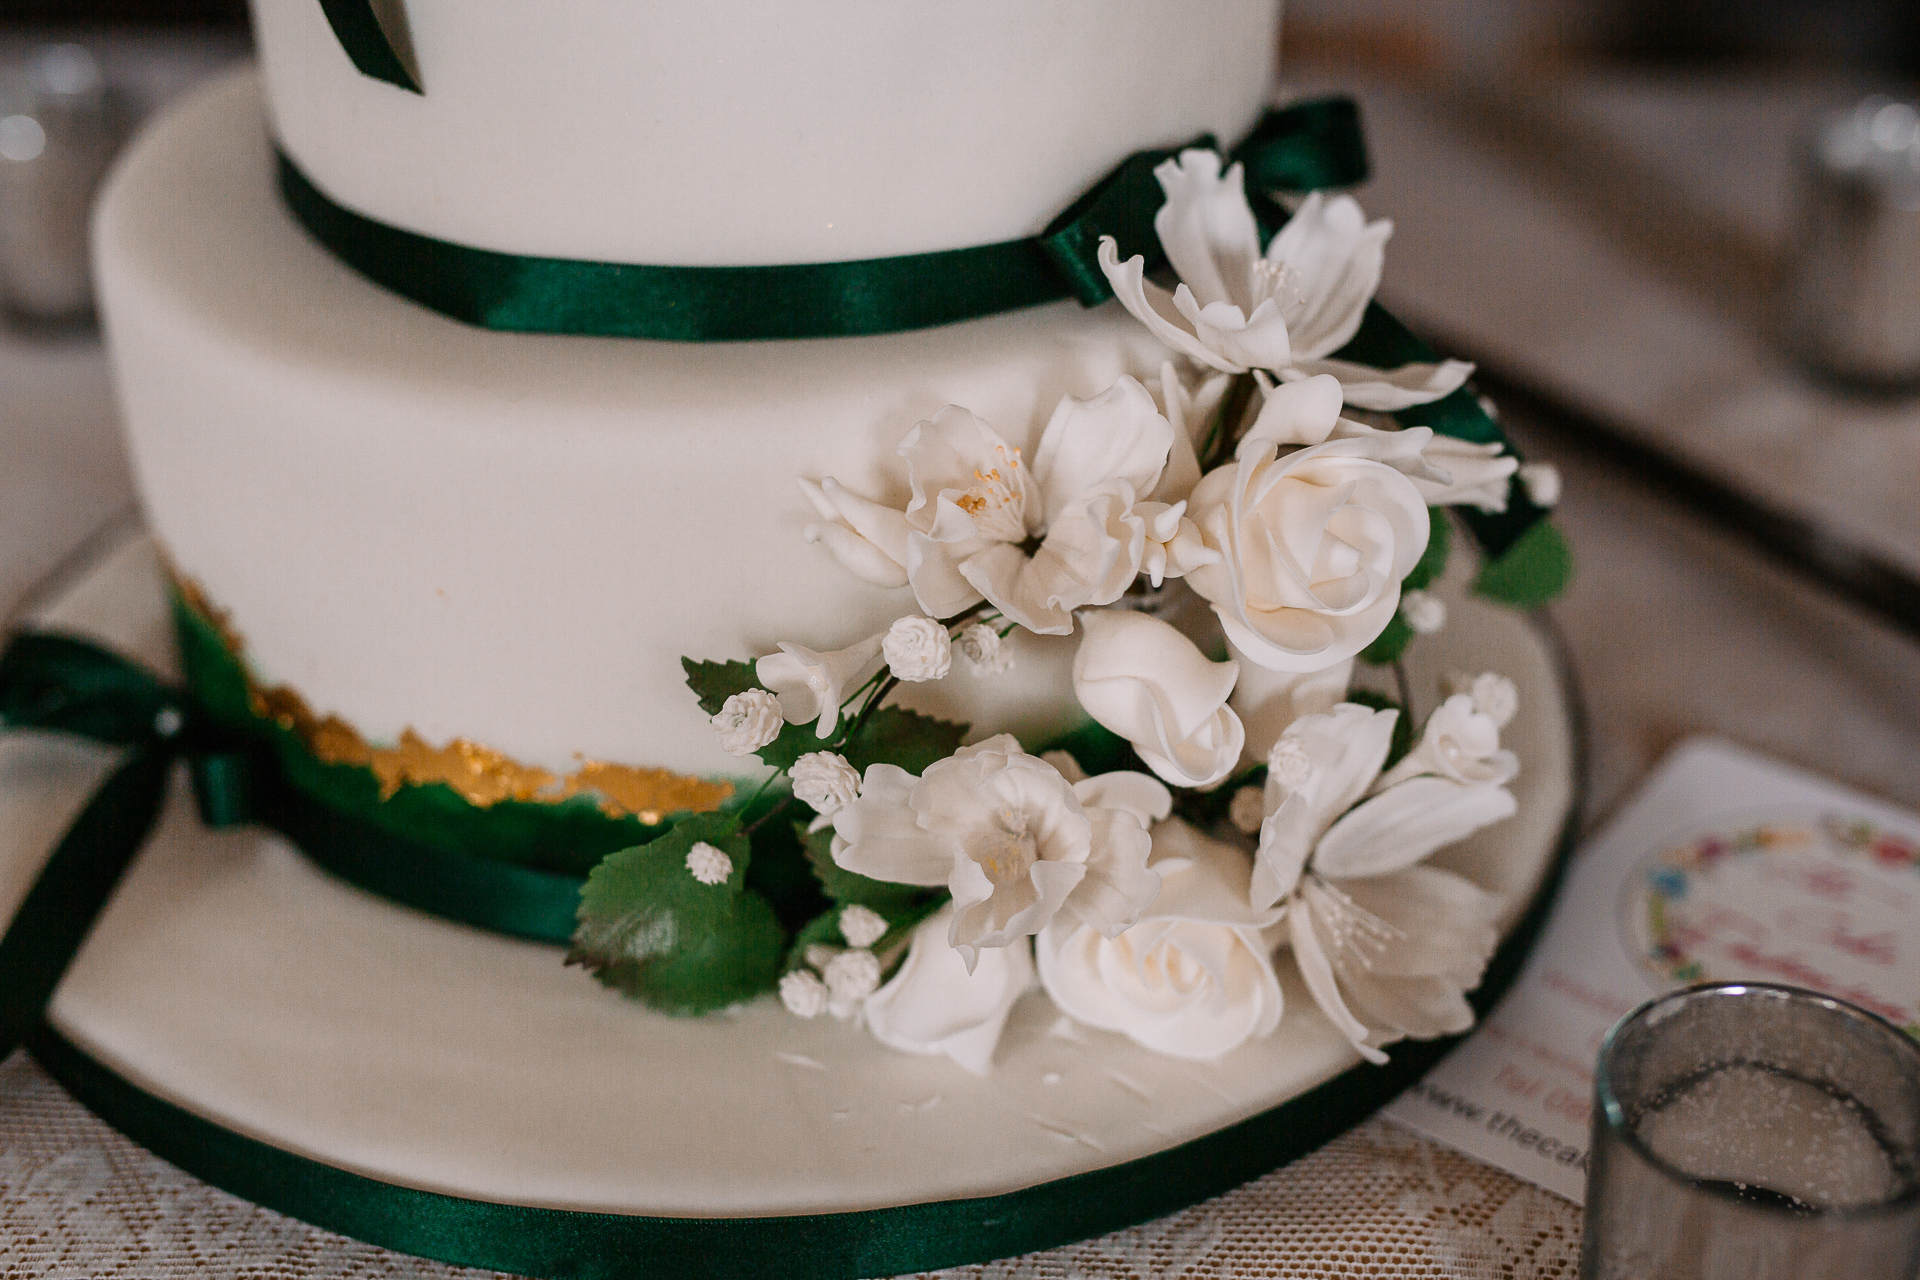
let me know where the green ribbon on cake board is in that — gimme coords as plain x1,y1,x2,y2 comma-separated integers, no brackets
5,666,1585,1277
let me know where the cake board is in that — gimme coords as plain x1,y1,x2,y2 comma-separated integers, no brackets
0,531,1584,1279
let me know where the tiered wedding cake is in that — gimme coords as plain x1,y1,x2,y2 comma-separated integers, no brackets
3,0,1577,1271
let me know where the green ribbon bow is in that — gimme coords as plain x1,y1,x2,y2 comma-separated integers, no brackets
0,631,593,1062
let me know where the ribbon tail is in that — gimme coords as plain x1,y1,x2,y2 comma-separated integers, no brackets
0,743,174,1062
317,0,422,93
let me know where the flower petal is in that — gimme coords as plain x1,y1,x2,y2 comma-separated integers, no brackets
1098,239,1241,372
1313,777,1517,879
830,763,951,886
1031,376,1173,521
865,905,1035,1075
1152,150,1264,312
1285,356,1475,411
1265,192,1391,360
1288,896,1386,1063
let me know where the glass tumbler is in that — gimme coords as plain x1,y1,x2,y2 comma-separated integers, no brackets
1582,983,1920,1280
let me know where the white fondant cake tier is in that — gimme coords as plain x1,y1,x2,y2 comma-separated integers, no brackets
97,69,1182,779
7,533,1577,1216
250,0,1282,265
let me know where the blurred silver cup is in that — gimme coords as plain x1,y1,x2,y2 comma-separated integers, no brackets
1581,983,1920,1280
0,44,125,327
1784,97,1920,390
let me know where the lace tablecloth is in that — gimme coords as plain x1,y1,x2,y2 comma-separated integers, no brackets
0,1052,1580,1279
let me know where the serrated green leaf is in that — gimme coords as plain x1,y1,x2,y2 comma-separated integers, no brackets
1356,613,1414,666
1344,689,1416,769
682,658,760,716
1473,519,1574,607
799,821,931,914
1403,507,1452,592
841,705,969,776
569,813,785,1013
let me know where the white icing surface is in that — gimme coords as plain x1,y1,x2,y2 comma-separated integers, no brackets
96,71,1183,778
5,534,1576,1215
249,0,1281,264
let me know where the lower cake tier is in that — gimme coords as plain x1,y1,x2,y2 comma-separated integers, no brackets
8,532,1577,1236
94,68,1170,782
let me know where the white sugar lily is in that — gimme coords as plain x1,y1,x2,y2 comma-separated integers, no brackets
1071,610,1244,790
1098,151,1472,409
755,633,883,738
864,903,1035,1074
830,735,1171,969
1253,703,1514,1062
1038,818,1284,1061
804,377,1178,634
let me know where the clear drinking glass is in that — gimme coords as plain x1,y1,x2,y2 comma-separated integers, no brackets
1583,983,1920,1280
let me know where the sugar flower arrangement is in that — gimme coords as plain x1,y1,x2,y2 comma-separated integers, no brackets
568,146,1561,1073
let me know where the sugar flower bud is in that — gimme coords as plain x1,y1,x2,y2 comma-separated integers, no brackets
791,751,861,818
711,689,783,756
883,615,952,682
955,621,1013,675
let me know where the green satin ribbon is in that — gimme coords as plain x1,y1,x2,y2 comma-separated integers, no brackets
0,631,588,1064
317,0,420,93
275,98,1367,341
19,740,1582,1278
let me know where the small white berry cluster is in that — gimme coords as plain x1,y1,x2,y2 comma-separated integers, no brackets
791,751,860,830
1444,670,1519,727
684,841,733,886
778,904,890,1021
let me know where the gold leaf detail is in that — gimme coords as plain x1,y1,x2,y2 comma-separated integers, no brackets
170,569,732,818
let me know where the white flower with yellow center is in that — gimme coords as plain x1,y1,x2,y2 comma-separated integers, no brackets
830,735,1171,968
801,377,1182,635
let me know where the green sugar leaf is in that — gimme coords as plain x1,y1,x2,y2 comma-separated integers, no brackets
569,813,785,1014
840,705,968,777
1403,506,1452,592
1473,519,1574,608
1356,612,1414,667
681,658,760,716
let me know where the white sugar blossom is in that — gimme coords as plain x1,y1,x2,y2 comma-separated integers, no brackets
1071,609,1245,790
838,904,889,949
883,615,952,682
803,377,1178,634
791,751,861,818
1376,691,1518,791
865,903,1034,1074
1406,436,1519,512
1184,376,1433,673
756,633,883,738
831,735,1171,969
1519,462,1562,507
1098,152,1471,409
1448,671,1519,728
711,689,783,756
1039,819,1284,1061
1401,589,1447,635
955,622,1013,675
823,948,882,1017
1229,785,1266,834
779,969,830,1018
1252,702,1514,1062
685,841,733,886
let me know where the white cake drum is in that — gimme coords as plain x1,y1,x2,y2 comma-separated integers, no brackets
252,0,1280,266
1,534,1582,1278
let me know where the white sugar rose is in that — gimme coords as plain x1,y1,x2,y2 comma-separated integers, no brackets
711,689,783,756
864,903,1035,1074
1097,152,1471,409
804,377,1176,634
1184,376,1432,673
830,735,1171,968
791,751,860,818
882,615,951,682
1039,819,1284,1061
1071,609,1244,790
755,633,882,738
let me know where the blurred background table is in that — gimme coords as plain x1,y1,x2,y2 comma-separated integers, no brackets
3,14,1919,1278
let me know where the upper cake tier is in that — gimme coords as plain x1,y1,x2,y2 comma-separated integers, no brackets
250,0,1281,265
